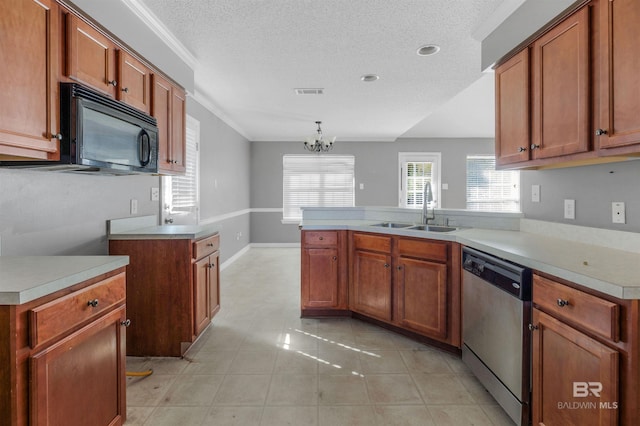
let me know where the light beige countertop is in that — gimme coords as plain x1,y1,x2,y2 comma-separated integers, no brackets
107,215,219,240
0,256,129,305
301,220,640,299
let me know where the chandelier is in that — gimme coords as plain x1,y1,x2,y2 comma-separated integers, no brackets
303,121,336,152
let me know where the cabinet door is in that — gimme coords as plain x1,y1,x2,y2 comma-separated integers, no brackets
531,6,591,159
30,306,126,426
117,50,151,113
532,309,619,426
0,0,60,160
396,257,447,340
495,49,531,166
170,86,187,173
66,14,117,97
193,256,211,336
209,252,220,319
597,0,640,149
302,248,340,309
350,250,392,322
152,73,173,172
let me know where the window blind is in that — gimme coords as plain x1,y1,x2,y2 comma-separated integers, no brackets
167,116,199,217
466,155,520,212
283,155,355,221
404,161,433,208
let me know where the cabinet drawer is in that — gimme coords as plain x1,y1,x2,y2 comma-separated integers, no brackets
352,233,392,253
193,234,219,259
303,231,338,246
30,273,126,348
533,275,619,342
397,238,448,262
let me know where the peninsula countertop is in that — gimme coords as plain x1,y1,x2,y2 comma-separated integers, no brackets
0,256,129,305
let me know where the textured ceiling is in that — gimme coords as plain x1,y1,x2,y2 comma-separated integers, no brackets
137,0,506,141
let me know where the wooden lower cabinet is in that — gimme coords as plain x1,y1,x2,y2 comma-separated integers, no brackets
0,268,127,426
109,233,220,356
531,273,640,425
351,248,393,322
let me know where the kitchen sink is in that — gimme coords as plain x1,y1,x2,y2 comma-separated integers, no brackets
408,225,458,233
369,222,413,228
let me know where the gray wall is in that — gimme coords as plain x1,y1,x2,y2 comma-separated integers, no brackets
521,160,640,232
250,138,495,243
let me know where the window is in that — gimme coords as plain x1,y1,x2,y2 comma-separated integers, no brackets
466,155,520,212
162,115,200,224
398,152,441,209
282,155,355,222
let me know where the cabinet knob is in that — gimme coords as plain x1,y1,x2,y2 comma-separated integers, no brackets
528,323,539,331
208,263,215,268
207,243,214,247
530,144,540,150
557,298,570,307
87,299,99,308
397,266,403,270
121,87,129,93
319,237,324,240
165,218,174,224
518,146,527,152
108,80,117,87
121,319,131,327
332,256,337,261
51,133,62,140
595,128,608,136
384,263,390,268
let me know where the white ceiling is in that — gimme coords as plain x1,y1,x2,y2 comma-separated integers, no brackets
135,0,513,141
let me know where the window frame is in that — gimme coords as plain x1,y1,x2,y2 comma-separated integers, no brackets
466,154,521,212
398,152,442,209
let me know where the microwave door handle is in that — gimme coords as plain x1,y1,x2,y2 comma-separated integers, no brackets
138,129,150,167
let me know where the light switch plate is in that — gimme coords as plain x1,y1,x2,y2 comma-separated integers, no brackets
612,202,625,224
130,199,138,215
564,199,575,219
531,185,540,203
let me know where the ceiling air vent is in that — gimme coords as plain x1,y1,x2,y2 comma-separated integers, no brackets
294,88,324,95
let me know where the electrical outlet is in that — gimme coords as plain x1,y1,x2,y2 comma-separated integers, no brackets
359,183,364,190
130,199,138,215
236,231,242,241
612,202,626,224
531,185,540,203
564,199,575,219
151,187,160,201
442,183,449,190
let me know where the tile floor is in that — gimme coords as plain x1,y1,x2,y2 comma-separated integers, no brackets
125,247,515,425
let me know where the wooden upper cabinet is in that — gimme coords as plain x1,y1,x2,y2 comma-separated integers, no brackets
495,49,530,167
0,0,60,160
597,0,640,149
117,50,151,113
66,14,117,97
153,74,186,174
531,6,591,159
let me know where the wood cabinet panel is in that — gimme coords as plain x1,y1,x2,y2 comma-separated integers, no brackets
209,252,220,319
194,256,211,336
597,0,640,149
531,6,591,159
352,233,392,253
532,308,619,426
193,233,220,259
0,0,60,160
350,250,393,322
397,238,447,262
303,231,338,246
153,74,186,174
170,86,187,172
30,306,126,426
117,50,151,113
495,49,530,167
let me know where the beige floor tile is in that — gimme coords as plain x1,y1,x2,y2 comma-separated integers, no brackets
359,350,408,374
182,351,236,374
124,406,154,425
261,406,318,426
399,348,455,374
318,405,378,426
142,406,209,426
202,406,263,426
480,404,517,426
373,405,436,426
126,356,189,375
354,331,406,350
318,375,370,405
317,350,363,376
159,374,223,406
427,404,495,426
213,374,272,405
126,374,176,407
227,350,277,374
412,373,476,405
315,318,354,334
458,373,499,405
266,374,318,405
274,349,320,374
365,374,423,404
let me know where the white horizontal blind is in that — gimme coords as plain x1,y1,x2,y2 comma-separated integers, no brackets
283,155,355,221
398,152,440,209
466,155,520,212
404,161,432,208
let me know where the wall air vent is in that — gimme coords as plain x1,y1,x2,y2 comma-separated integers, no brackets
294,88,324,95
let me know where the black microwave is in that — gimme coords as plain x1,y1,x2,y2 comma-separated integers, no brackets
1,83,159,174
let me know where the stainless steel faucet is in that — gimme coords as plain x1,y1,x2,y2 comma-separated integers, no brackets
421,182,435,224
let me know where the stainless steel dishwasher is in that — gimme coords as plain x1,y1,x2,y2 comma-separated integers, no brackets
462,247,532,426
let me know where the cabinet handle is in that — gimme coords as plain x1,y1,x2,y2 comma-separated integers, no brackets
528,324,539,331
121,319,131,327
121,87,129,93
108,80,118,87
384,263,390,268
319,237,324,240
530,144,540,150
557,298,570,307
332,256,337,261
595,129,608,136
397,266,403,270
51,133,62,140
165,218,174,224
207,243,214,247
87,299,99,308
518,146,526,152
208,263,215,268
